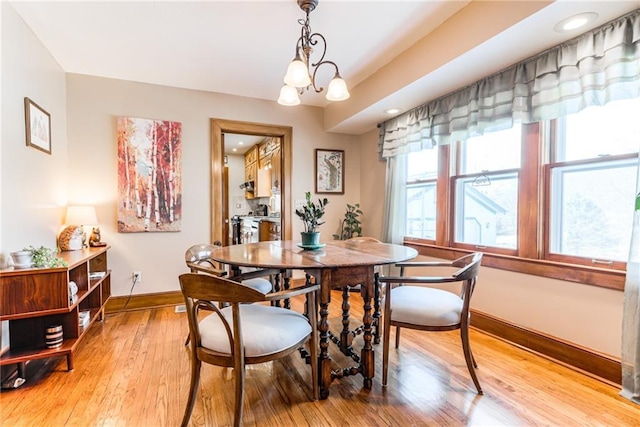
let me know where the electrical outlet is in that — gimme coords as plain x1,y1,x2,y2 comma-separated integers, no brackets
295,199,305,210
133,271,142,283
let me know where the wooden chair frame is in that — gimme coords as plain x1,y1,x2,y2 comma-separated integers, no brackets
179,273,319,426
378,252,483,394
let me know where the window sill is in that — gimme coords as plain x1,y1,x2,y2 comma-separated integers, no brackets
403,239,625,291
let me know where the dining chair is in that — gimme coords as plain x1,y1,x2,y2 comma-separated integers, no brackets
179,272,319,427
378,252,484,394
184,244,278,346
185,243,273,294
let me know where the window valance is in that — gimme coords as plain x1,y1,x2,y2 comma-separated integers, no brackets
380,9,640,158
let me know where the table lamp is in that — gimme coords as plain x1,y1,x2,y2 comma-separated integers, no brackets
60,206,99,250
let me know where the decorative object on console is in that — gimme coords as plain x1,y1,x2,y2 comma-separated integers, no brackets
277,0,350,106
24,97,51,154
45,325,63,349
69,281,78,304
117,116,182,233
333,203,363,240
58,225,84,251
295,191,328,248
0,252,12,269
9,250,32,268
315,149,344,194
62,205,99,249
89,227,107,247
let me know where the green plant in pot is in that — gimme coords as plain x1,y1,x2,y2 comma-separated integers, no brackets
333,203,363,240
25,245,67,268
295,191,329,247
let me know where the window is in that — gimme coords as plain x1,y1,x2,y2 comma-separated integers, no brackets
400,98,639,279
546,98,640,267
406,148,438,240
453,125,521,252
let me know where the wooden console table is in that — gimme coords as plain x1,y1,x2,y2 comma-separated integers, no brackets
0,247,111,382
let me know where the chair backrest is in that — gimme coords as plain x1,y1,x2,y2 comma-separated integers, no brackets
452,252,483,281
185,243,219,263
179,272,266,304
184,243,228,276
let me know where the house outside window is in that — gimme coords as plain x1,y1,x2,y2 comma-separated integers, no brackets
454,125,521,252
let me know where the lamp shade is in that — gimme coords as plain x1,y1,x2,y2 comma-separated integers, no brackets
65,206,98,226
326,76,350,101
283,58,311,88
277,85,301,106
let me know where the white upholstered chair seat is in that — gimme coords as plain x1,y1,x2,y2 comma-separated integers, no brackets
200,304,312,357
179,272,319,425
240,277,273,294
390,286,462,327
379,252,483,394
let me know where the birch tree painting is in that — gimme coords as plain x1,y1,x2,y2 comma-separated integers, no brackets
117,116,182,232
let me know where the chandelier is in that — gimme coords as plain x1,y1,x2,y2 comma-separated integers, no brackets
277,0,350,106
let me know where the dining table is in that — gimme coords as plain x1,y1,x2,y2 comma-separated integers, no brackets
209,239,418,399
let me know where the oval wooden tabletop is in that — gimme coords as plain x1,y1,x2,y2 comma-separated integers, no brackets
209,240,418,270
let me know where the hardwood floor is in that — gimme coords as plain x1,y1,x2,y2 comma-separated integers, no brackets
1,291,639,426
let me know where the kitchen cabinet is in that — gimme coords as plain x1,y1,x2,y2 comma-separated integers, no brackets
245,145,258,165
244,138,281,200
244,146,258,200
259,220,281,241
270,145,281,192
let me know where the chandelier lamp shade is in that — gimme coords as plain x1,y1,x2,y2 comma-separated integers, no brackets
278,0,350,106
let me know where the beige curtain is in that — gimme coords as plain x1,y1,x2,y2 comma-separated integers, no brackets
380,9,640,156
622,162,640,404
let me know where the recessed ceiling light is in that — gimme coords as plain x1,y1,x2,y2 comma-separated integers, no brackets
238,141,244,145
232,148,237,152
384,108,401,115
554,12,598,33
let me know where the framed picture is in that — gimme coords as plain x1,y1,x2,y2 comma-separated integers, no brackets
315,149,344,194
24,97,51,154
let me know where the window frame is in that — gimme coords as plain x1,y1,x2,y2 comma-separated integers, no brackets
401,113,637,291
543,152,638,270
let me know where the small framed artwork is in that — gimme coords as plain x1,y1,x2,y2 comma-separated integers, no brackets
24,97,52,154
315,149,344,194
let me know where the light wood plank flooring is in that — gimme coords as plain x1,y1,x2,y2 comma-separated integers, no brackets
1,291,639,426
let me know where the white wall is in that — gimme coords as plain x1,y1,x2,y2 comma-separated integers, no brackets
1,3,69,354
356,130,624,358
1,3,68,251
227,154,249,217
64,73,359,297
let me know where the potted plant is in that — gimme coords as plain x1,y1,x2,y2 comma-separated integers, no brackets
295,191,329,247
25,246,67,268
333,203,363,240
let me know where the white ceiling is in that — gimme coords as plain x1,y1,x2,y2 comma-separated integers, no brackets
9,0,640,135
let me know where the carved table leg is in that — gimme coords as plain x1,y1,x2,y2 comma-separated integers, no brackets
317,269,332,400
339,286,353,351
273,272,281,307
283,272,291,310
373,272,381,344
360,269,374,388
